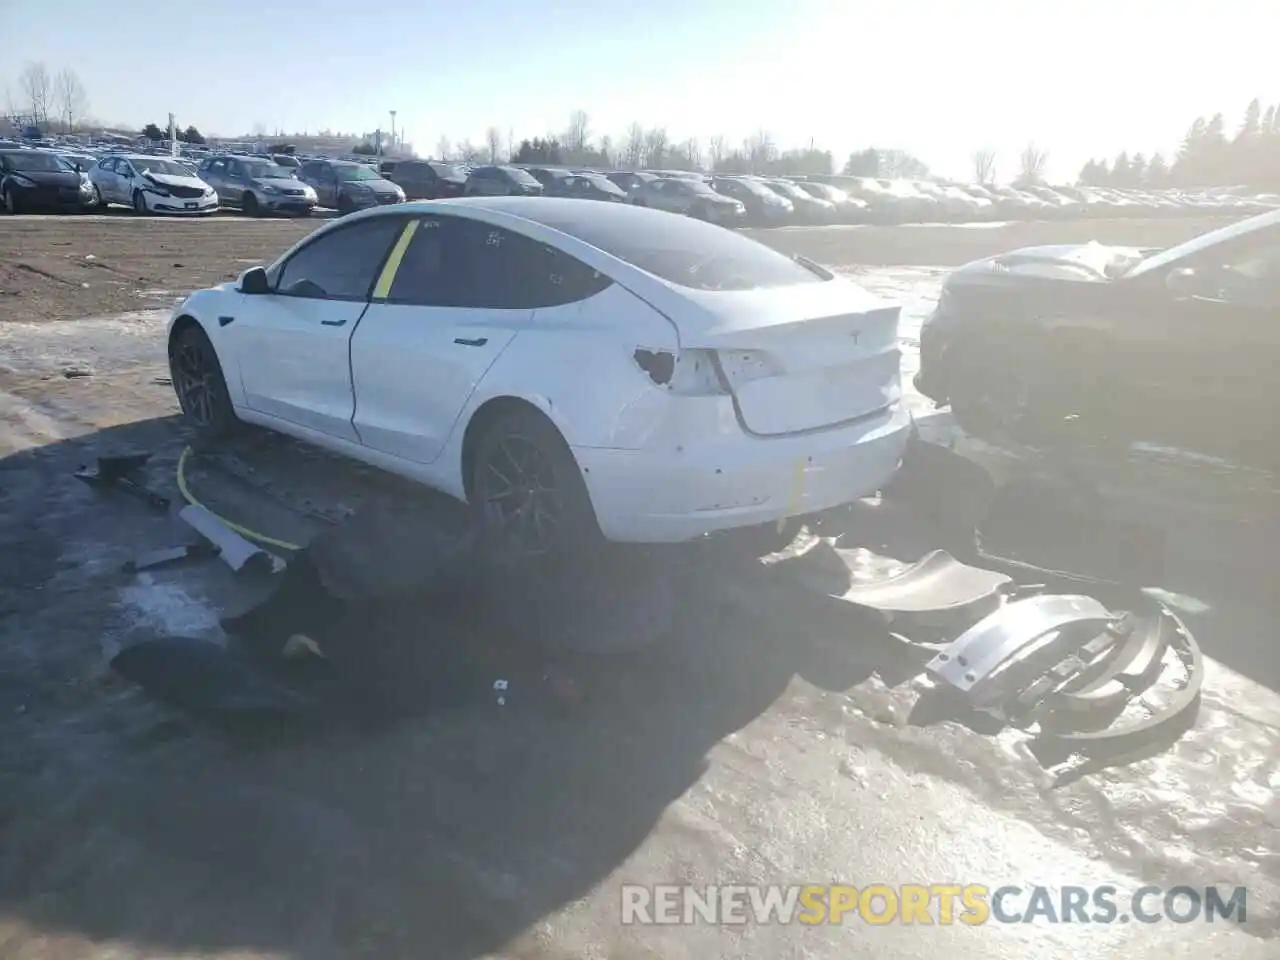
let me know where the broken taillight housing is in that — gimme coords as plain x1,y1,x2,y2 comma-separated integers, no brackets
666,349,728,395
635,348,783,396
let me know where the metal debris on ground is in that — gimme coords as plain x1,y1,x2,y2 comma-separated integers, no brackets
179,503,284,575
798,435,1203,767
74,453,171,511
122,542,218,573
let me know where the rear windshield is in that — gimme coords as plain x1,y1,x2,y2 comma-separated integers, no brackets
528,204,826,291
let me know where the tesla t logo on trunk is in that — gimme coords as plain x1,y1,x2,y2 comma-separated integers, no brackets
850,330,861,344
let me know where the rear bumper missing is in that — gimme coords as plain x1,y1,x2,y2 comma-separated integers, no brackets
574,404,911,542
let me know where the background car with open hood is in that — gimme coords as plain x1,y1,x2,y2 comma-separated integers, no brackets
88,154,218,214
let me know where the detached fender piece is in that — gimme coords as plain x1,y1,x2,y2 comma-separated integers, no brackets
926,594,1116,695
1034,605,1203,751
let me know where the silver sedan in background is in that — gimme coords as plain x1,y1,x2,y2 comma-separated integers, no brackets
198,155,317,217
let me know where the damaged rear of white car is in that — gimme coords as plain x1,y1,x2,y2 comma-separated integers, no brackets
166,198,909,554
504,201,912,543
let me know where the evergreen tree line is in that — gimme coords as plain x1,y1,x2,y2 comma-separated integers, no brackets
1079,98,1280,189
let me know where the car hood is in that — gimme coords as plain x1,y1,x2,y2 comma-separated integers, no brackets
345,178,400,193
255,177,308,190
7,168,80,187
952,242,1151,284
145,172,207,189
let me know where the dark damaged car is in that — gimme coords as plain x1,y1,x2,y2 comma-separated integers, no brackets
915,210,1280,469
0,149,99,214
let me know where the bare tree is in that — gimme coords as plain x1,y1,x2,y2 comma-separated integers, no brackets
457,140,484,163
19,62,51,126
970,148,996,184
436,136,453,160
53,69,88,133
250,121,268,138
643,128,669,168
1017,143,1048,185
597,134,613,166
743,129,776,173
678,137,702,170
485,126,503,163
708,134,727,171
564,109,590,158
622,123,646,169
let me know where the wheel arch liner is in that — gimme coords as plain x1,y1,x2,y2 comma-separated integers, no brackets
926,594,1116,694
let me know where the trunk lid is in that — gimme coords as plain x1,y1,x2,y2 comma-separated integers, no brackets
668,278,902,436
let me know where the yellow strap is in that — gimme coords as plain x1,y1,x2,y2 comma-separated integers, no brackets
371,219,420,299
779,457,806,532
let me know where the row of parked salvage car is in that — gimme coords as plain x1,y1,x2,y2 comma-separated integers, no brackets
3,140,1278,225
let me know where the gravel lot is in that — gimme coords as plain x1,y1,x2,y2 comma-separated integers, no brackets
0,214,1275,960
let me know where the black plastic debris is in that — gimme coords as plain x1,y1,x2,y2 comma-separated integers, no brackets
110,637,317,724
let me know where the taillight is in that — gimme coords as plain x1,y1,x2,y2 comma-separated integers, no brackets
633,348,728,394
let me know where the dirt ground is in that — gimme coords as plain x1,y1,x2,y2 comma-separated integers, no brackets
0,211,1246,324
0,214,1276,960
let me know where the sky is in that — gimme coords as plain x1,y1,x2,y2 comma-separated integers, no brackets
3,0,1277,181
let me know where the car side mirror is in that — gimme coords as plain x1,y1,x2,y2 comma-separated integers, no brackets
72,162,82,172
239,266,271,295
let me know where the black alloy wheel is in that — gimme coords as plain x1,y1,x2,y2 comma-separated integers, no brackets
471,408,599,558
170,326,238,438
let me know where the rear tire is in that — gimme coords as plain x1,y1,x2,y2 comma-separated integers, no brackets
3,187,19,215
469,406,601,558
169,324,240,440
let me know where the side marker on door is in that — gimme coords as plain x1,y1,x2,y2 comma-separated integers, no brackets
372,220,421,299
218,316,235,327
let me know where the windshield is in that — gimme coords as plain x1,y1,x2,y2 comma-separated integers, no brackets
429,161,466,179
720,178,771,198
501,166,540,185
671,179,715,195
132,158,193,178
767,181,808,200
803,183,845,202
1127,210,1280,278
4,151,74,173
335,164,382,181
523,203,826,291
243,161,292,180
582,175,624,194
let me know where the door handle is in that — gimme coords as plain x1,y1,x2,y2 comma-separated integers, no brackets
454,337,488,347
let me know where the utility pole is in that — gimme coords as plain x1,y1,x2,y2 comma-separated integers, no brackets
168,113,178,155
389,110,397,151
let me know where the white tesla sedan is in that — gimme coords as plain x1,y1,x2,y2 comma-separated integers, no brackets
167,198,909,552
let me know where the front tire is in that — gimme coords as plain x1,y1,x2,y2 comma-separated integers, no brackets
242,192,260,217
336,194,353,215
3,187,19,214
469,406,600,557
95,186,109,210
132,190,148,215
169,325,240,440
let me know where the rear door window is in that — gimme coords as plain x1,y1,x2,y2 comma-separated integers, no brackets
385,217,612,309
